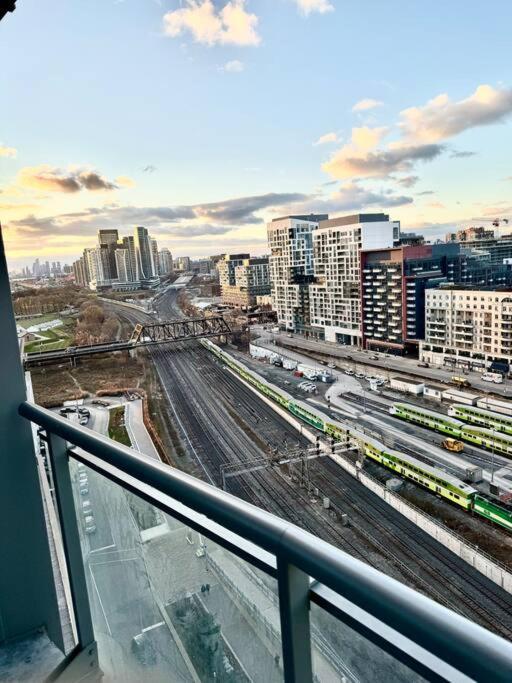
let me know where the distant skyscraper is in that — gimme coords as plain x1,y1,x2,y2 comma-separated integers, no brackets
121,236,138,282
151,238,159,276
175,256,191,272
158,248,173,275
98,229,119,280
98,229,119,245
114,249,129,283
134,226,155,280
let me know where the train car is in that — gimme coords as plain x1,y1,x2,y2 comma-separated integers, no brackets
448,403,512,437
476,396,512,417
459,425,512,457
389,403,464,436
362,435,477,509
473,496,512,532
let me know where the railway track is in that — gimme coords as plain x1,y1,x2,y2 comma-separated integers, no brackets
106,298,512,639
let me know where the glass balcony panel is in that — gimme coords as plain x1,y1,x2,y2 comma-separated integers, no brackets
310,603,426,683
71,461,284,683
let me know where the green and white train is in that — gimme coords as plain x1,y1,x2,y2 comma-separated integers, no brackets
202,340,512,532
448,403,512,437
390,402,512,457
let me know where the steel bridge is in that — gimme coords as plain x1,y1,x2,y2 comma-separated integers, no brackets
23,316,232,368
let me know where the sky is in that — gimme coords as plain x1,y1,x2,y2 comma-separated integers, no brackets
1,0,512,269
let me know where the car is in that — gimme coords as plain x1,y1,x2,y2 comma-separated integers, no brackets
344,369,354,376
79,416,89,425
284,380,290,385
370,355,379,360
84,516,97,534
79,487,89,495
319,360,327,366
346,355,353,361
82,500,92,515
355,373,365,379
375,379,385,387
328,362,336,369
78,407,90,416
59,407,76,415
417,361,429,368
92,399,109,407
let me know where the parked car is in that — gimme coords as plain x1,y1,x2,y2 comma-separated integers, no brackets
79,486,89,496
418,361,429,368
370,355,379,360
84,515,97,534
327,362,336,369
355,373,365,379
92,399,109,407
344,369,355,376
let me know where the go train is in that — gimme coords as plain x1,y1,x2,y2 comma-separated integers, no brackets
202,340,512,532
448,403,512,437
390,403,512,457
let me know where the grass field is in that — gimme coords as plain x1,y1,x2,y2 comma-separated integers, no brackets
108,406,131,446
23,315,75,353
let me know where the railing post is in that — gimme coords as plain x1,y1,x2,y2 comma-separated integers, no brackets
47,433,96,653
277,558,313,683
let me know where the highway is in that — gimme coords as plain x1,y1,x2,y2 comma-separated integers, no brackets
102,290,512,641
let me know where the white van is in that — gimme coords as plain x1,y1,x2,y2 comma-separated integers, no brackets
482,373,503,384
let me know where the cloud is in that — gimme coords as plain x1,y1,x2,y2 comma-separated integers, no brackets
427,201,446,209
163,0,260,47
450,150,476,159
292,0,334,15
396,175,419,188
416,190,435,196
115,175,136,188
142,165,157,173
313,132,338,146
0,144,17,158
289,182,413,216
16,165,128,193
400,84,512,144
222,59,245,72
193,192,310,224
323,128,443,180
352,98,383,112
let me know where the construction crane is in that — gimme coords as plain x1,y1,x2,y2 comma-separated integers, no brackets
0,1,16,23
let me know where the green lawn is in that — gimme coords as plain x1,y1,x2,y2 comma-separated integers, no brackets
23,315,75,353
108,406,131,447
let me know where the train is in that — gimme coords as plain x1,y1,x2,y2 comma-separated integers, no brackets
201,339,512,533
390,402,512,457
448,403,512,438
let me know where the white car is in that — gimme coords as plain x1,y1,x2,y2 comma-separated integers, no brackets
344,369,354,376
84,515,97,534
79,487,89,496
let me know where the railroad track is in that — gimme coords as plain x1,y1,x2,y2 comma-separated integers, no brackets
107,298,512,639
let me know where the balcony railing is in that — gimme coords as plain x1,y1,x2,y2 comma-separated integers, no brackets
14,402,512,682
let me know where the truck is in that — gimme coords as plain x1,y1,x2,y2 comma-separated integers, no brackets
442,438,464,453
450,376,471,388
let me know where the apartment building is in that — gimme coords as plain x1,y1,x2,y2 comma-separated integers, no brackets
309,214,399,344
267,214,328,332
420,287,512,372
174,256,191,272
220,256,270,307
158,248,173,275
361,243,512,355
218,253,249,289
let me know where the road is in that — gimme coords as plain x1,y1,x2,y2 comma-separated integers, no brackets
261,328,512,398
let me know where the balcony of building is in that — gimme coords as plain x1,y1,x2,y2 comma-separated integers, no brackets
2,251,512,678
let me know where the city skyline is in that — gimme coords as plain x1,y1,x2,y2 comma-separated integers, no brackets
2,0,512,269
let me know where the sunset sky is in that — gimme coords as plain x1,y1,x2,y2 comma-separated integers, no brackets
1,0,512,269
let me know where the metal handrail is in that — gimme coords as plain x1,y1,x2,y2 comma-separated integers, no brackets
19,400,512,682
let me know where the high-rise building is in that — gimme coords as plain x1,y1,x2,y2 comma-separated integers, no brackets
114,249,129,283
360,243,512,355
121,236,138,283
98,229,119,245
98,229,119,280
83,247,106,290
219,255,270,307
420,287,512,373
309,214,399,344
134,226,156,280
158,248,173,275
267,214,328,332
151,238,159,276
72,257,89,287
175,256,191,272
